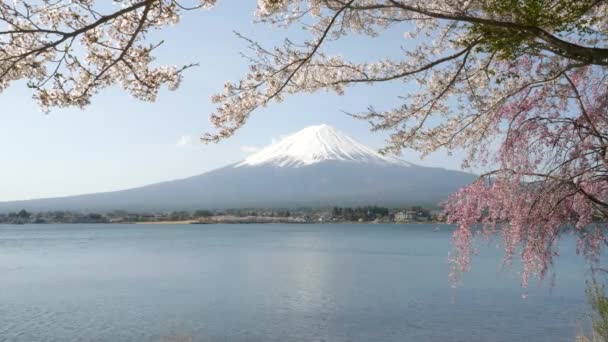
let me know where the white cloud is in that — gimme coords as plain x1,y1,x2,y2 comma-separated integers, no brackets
240,145,261,153
176,135,194,147
240,136,286,154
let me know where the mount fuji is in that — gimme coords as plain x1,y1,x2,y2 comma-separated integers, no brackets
0,124,476,212
235,124,413,168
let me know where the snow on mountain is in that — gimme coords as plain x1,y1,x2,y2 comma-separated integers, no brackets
236,124,413,168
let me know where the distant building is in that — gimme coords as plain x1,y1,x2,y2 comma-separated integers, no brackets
394,211,406,222
395,210,420,222
430,210,447,222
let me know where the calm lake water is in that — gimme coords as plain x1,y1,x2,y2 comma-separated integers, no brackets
0,223,593,341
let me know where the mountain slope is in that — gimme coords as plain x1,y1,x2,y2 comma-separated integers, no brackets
0,125,477,212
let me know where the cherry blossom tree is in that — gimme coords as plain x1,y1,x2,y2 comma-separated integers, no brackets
0,0,214,109
204,0,608,287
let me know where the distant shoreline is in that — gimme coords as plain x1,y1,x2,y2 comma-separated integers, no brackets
0,206,448,225
134,220,198,225
133,220,445,225
0,220,447,225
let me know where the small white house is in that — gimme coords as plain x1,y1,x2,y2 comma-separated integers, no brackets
395,210,417,222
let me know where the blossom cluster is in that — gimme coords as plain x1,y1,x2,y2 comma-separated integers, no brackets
0,0,215,110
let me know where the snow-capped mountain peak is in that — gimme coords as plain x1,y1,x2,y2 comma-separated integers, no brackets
235,124,414,168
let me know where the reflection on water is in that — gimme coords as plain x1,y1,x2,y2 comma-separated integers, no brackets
0,223,591,341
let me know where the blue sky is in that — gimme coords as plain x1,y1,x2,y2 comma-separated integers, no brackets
0,2,465,201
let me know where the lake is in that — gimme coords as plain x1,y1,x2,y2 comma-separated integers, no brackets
0,223,592,341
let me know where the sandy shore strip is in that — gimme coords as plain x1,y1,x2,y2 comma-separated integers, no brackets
134,220,198,224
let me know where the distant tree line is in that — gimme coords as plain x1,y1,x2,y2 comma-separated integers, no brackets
0,208,302,224
0,206,442,224
0,210,109,224
331,206,390,222
330,206,437,222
